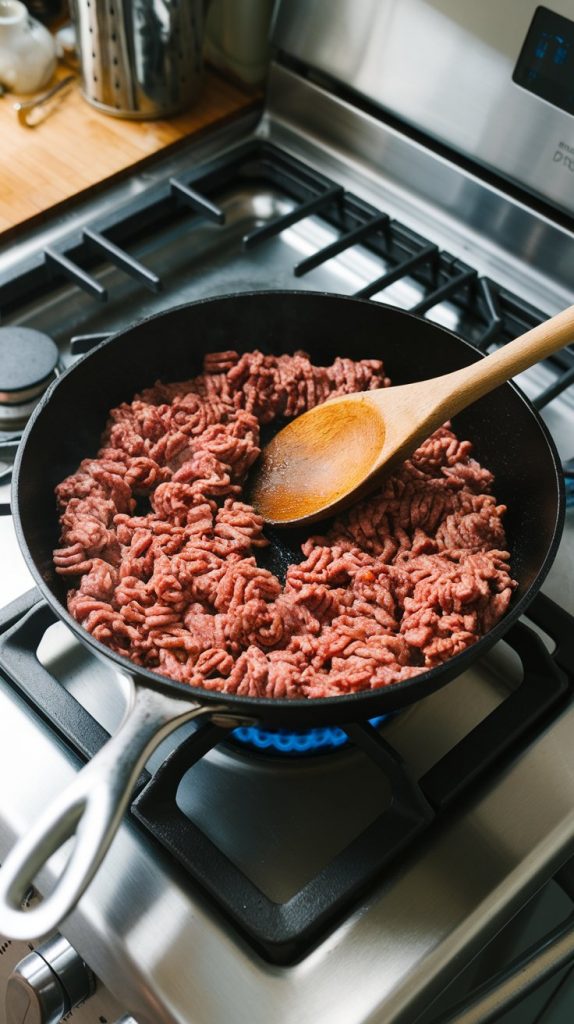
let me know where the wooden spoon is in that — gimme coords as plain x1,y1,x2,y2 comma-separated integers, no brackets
249,304,574,526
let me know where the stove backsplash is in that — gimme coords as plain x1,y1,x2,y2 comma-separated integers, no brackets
273,0,574,218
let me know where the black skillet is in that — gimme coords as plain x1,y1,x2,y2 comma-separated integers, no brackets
0,292,564,939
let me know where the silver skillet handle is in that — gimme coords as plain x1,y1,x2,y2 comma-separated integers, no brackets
0,683,224,940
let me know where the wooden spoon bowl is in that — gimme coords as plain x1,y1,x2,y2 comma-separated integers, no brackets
250,304,574,526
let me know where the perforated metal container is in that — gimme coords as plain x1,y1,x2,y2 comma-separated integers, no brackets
70,0,204,119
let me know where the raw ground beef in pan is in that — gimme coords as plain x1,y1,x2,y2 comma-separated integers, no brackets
54,349,517,698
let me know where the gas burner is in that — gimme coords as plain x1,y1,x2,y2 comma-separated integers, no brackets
230,717,388,755
0,327,59,429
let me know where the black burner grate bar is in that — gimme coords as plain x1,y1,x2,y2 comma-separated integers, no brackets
169,178,226,224
419,622,569,811
526,592,574,678
354,241,438,299
0,588,39,633
0,435,14,512
294,212,390,277
496,286,574,396
70,332,113,356
44,247,107,302
533,363,574,410
498,287,574,365
242,184,344,249
0,439,18,487
83,229,161,293
410,266,477,316
343,721,433,820
475,278,504,350
0,440,19,458
0,595,150,791
240,147,339,204
0,602,112,765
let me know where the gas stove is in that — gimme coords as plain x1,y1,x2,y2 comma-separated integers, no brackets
2,2,574,1023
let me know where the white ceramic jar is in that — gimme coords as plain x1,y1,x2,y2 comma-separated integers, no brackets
0,0,56,93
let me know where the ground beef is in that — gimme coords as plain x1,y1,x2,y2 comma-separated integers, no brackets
54,349,516,698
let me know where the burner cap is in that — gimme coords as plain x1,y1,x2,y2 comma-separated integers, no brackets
0,327,59,400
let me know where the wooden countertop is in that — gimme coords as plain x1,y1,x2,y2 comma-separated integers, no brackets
0,68,261,238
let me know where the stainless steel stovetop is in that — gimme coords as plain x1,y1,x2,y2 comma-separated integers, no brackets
2,3,574,1023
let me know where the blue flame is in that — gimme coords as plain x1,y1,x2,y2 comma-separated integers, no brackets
231,717,387,755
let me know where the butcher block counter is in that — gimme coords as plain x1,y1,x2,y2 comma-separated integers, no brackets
0,68,261,237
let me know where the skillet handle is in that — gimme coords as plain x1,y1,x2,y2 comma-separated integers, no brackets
0,683,226,940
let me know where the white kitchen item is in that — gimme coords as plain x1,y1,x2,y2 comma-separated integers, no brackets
0,0,56,94
55,21,80,70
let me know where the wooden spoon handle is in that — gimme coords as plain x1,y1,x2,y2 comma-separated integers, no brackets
434,303,574,416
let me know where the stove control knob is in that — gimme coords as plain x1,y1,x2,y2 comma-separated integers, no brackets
5,935,94,1024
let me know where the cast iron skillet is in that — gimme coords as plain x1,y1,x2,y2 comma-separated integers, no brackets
0,292,565,940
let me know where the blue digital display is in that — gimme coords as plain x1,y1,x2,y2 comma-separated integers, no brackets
513,7,574,115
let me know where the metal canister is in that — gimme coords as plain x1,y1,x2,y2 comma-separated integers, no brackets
70,0,205,119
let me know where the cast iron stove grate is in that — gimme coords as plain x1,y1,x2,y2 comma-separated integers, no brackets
0,588,570,964
1,139,573,379
1,140,573,502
